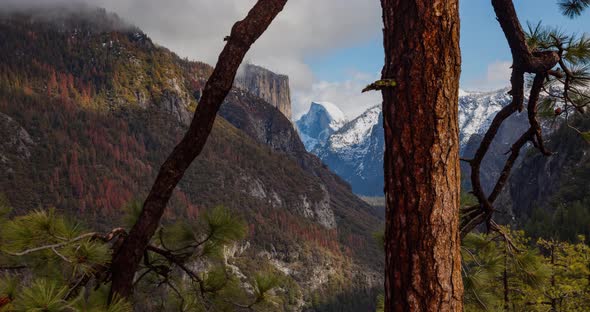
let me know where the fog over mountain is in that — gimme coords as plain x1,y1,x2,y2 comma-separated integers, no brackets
0,0,382,119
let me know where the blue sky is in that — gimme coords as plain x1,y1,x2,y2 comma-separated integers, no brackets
34,0,588,119
306,1,590,91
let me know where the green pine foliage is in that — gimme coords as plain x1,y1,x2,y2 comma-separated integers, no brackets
462,228,590,312
0,199,296,311
13,279,76,312
0,10,383,310
558,0,590,18
525,21,590,111
519,117,590,242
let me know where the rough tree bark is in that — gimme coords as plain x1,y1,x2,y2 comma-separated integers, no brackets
109,0,288,299
380,0,463,311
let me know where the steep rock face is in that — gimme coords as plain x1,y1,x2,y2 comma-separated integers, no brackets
296,102,347,150
0,9,383,310
504,118,590,239
234,63,292,120
220,90,306,155
0,112,35,163
302,89,529,196
315,106,384,196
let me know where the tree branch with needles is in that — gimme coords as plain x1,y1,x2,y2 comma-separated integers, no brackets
460,0,589,240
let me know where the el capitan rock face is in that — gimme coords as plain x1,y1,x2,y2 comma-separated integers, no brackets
234,63,293,121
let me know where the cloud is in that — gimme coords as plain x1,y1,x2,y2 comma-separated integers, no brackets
1,0,382,118
104,0,382,114
465,60,512,91
293,71,382,120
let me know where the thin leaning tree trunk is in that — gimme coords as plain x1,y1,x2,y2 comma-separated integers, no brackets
109,0,288,299
380,0,463,311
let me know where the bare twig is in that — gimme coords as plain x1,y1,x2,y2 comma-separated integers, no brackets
3,232,97,257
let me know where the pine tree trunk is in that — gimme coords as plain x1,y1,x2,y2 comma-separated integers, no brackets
380,1,463,311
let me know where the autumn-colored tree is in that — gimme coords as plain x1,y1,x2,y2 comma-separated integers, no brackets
109,0,288,298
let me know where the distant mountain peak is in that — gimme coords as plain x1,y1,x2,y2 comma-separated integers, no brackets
313,105,384,195
327,105,379,151
310,101,347,124
296,101,348,151
458,87,515,147
304,89,521,196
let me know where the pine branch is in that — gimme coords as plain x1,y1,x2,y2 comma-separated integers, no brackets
109,0,288,299
1,227,125,257
2,232,97,257
460,0,570,238
558,0,590,18
145,245,206,294
361,79,397,93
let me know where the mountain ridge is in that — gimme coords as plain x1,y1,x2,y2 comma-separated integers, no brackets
234,63,293,121
0,7,382,311
298,88,529,196
296,101,347,151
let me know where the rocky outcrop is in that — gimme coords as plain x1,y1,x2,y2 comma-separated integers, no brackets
0,112,35,162
300,185,336,229
504,118,590,222
234,63,292,120
220,90,306,155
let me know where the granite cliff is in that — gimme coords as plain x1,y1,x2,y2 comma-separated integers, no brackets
0,8,382,311
234,63,293,120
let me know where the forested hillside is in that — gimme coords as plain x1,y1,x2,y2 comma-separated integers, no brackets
507,117,590,241
0,7,383,311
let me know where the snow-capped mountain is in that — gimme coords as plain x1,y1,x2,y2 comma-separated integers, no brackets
313,106,384,195
296,102,347,150
458,88,513,149
298,88,523,196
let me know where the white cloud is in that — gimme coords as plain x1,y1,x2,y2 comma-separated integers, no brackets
106,0,382,117
293,71,382,120
465,60,512,91
2,0,382,118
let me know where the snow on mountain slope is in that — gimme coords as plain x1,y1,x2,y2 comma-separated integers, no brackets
312,106,384,195
322,106,381,157
314,101,347,123
296,102,347,150
459,88,513,148
300,88,518,196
